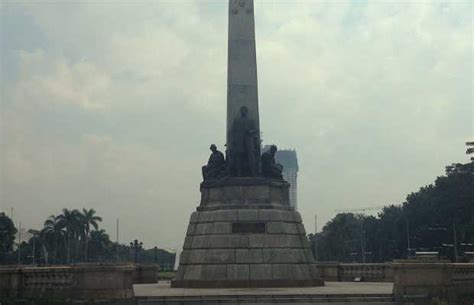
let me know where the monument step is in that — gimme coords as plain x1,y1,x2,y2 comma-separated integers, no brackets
134,281,397,304
137,294,397,304
137,300,398,305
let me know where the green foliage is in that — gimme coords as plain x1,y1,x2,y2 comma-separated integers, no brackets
158,271,176,280
2,209,175,266
140,247,176,270
431,297,448,305
0,212,17,260
316,213,364,261
314,161,473,262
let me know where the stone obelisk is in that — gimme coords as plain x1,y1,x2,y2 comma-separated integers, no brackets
227,0,260,147
171,0,323,288
226,0,261,177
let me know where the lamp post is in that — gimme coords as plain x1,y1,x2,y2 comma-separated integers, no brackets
453,221,458,263
406,219,411,258
361,229,366,263
18,221,21,267
130,239,143,264
314,214,318,262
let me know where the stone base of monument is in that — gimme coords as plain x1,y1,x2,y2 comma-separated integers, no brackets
172,178,323,288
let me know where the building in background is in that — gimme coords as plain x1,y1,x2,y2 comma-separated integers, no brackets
263,146,299,209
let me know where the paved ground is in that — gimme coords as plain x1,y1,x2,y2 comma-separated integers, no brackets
134,281,393,297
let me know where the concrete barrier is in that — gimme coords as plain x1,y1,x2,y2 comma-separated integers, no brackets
133,264,158,284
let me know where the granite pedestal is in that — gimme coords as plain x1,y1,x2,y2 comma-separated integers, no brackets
172,178,323,288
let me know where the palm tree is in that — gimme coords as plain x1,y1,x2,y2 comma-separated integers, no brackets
81,208,102,262
42,215,65,264
57,209,82,263
27,229,45,265
89,229,110,261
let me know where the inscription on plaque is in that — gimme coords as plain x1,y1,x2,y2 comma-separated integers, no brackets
232,222,266,233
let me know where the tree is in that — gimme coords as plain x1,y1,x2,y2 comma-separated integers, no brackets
3,209,177,266
376,205,405,260
81,208,102,261
89,229,111,261
317,213,364,262
316,156,473,263
57,209,82,263
27,229,45,265
0,212,17,262
42,215,65,264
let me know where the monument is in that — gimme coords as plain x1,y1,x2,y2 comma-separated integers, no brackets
172,0,322,288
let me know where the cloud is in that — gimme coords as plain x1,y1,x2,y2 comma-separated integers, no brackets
1,1,472,248
11,50,112,110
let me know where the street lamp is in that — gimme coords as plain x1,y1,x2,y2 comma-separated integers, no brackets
130,239,143,264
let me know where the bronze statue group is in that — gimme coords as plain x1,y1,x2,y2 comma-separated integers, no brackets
202,106,283,181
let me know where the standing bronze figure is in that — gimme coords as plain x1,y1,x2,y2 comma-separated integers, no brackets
227,106,260,176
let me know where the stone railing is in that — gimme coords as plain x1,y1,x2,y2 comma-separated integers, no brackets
316,262,393,282
0,264,135,301
393,262,474,303
339,263,393,282
22,267,74,290
451,263,474,283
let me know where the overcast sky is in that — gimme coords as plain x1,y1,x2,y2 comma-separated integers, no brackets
1,1,472,250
